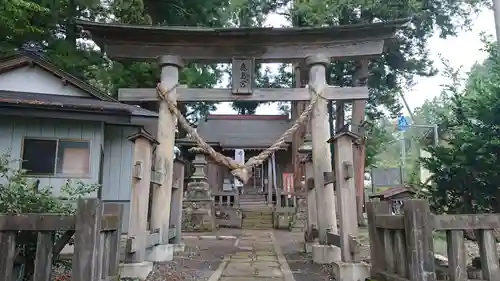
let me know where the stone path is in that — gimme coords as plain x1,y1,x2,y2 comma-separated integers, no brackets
209,230,295,281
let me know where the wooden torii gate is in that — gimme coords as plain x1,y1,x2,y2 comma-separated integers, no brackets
77,19,407,249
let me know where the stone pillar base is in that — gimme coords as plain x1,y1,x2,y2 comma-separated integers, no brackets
303,241,318,253
119,261,154,280
145,244,174,262
172,243,185,253
312,244,341,264
330,261,370,281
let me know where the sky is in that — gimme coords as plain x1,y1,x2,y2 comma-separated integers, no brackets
214,8,497,116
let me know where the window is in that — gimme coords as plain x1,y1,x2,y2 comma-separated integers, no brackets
21,138,90,177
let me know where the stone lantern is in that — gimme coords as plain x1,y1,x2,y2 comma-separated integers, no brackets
182,147,215,232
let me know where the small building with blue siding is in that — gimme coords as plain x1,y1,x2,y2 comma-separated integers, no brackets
0,52,159,232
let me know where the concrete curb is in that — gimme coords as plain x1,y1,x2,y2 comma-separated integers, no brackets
270,232,297,281
207,258,229,281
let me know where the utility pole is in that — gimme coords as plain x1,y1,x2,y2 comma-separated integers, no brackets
493,0,500,49
400,131,406,184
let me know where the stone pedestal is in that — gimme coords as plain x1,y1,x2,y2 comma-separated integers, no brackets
330,261,370,281
303,241,318,253
182,147,215,232
119,262,154,280
312,244,341,264
145,244,174,262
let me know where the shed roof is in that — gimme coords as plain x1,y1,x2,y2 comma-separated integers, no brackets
0,52,158,119
0,91,158,118
0,52,115,102
196,115,292,149
369,186,415,200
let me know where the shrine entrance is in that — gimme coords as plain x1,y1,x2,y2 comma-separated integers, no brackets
77,18,408,280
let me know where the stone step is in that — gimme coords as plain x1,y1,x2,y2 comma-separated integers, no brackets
242,221,273,227
240,194,266,198
242,221,273,226
240,201,267,205
240,207,271,212
241,225,274,230
243,216,273,221
240,197,266,200
242,206,272,210
243,210,273,215
240,205,269,209
242,225,273,229
243,216,273,222
240,201,268,204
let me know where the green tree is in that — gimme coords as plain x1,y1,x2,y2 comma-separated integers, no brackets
0,0,49,55
421,41,500,214
366,117,398,167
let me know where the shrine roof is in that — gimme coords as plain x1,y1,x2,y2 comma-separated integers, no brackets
77,19,409,38
76,19,410,62
196,114,292,148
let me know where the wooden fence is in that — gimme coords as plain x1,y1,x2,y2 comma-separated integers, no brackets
0,198,122,281
367,199,500,281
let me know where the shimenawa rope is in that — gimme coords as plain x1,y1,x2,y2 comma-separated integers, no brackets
156,83,324,183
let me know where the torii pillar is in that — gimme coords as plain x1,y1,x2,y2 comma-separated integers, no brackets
306,55,338,244
150,55,183,246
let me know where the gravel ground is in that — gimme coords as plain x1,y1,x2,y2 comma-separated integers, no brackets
274,230,333,281
146,237,239,281
52,231,240,281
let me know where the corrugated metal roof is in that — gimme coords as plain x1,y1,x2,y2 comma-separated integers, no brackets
196,115,292,148
0,91,158,117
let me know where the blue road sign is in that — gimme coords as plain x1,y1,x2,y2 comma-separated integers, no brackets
397,115,409,131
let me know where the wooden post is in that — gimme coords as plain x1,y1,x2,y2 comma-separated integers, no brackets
272,152,280,207
307,54,337,243
151,55,183,243
267,158,273,205
328,131,359,262
261,163,264,193
335,102,345,132
478,229,500,280
0,232,16,281
403,200,436,281
366,201,391,277
446,230,466,281
303,153,318,236
102,203,123,279
72,198,102,281
172,159,185,243
352,59,369,226
292,62,308,190
127,131,157,262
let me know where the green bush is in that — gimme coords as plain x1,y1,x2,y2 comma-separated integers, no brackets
0,151,99,280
